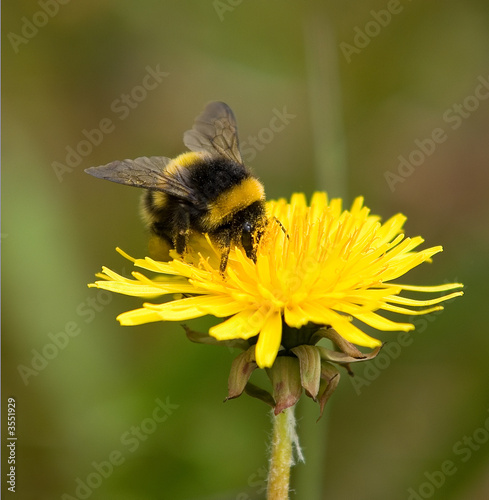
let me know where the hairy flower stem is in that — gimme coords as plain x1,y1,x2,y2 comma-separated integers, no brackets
267,407,296,500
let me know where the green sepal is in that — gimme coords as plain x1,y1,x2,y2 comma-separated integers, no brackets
316,344,383,365
226,345,258,401
244,382,276,408
267,356,302,415
291,345,321,400
313,327,366,358
317,362,340,421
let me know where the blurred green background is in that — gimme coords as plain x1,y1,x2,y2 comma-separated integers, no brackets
2,1,488,499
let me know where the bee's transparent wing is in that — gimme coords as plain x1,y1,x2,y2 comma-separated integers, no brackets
85,156,200,205
183,101,243,164
85,156,171,188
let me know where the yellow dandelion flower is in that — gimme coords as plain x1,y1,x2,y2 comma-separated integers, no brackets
89,192,463,369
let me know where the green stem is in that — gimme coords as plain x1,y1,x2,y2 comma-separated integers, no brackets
267,407,295,500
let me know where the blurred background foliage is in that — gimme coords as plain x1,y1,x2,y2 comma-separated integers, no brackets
2,1,489,499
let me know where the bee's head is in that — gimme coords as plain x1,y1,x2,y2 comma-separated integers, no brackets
210,200,267,265
236,202,267,261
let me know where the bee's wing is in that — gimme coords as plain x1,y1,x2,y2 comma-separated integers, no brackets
85,156,202,206
183,101,243,165
85,156,171,188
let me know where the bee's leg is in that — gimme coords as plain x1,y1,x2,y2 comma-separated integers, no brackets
174,207,190,255
273,217,287,236
249,240,258,263
219,246,230,273
249,224,266,263
219,230,231,273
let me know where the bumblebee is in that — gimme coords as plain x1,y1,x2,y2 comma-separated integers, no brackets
85,101,267,271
